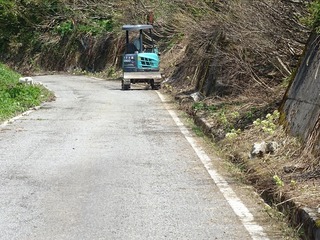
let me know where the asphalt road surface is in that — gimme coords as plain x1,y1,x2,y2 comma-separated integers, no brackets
0,75,268,240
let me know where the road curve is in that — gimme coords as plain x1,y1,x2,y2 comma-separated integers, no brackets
1,75,260,239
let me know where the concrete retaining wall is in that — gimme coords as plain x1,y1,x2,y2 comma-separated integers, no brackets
282,33,320,155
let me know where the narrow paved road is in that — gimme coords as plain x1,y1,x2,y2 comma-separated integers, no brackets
1,75,264,239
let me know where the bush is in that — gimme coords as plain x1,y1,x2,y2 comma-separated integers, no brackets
0,63,53,121
303,0,320,32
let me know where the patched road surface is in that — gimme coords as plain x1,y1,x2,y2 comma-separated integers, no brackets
0,75,271,239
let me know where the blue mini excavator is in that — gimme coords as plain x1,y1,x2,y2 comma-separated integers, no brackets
121,24,161,90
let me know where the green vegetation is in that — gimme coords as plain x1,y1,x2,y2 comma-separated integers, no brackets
192,125,205,137
54,18,114,37
273,175,284,187
316,219,320,228
193,102,219,112
304,0,320,32
253,110,280,134
0,0,58,51
0,63,53,121
0,0,119,71
225,128,241,139
193,102,242,132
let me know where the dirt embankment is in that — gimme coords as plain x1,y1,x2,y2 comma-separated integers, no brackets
160,1,320,239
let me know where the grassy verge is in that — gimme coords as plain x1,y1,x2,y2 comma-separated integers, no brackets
0,63,54,122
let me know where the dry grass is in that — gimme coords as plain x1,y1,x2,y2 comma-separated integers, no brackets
162,0,320,217
219,122,320,209
164,0,308,97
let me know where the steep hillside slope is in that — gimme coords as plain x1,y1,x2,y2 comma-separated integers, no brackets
162,1,307,95
159,1,320,238
0,0,195,73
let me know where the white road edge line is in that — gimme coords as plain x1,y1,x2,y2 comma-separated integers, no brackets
157,91,269,240
0,108,38,128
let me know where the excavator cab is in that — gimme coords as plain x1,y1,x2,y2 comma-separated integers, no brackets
121,25,161,90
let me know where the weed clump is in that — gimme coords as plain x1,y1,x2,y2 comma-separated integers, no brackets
0,63,53,121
